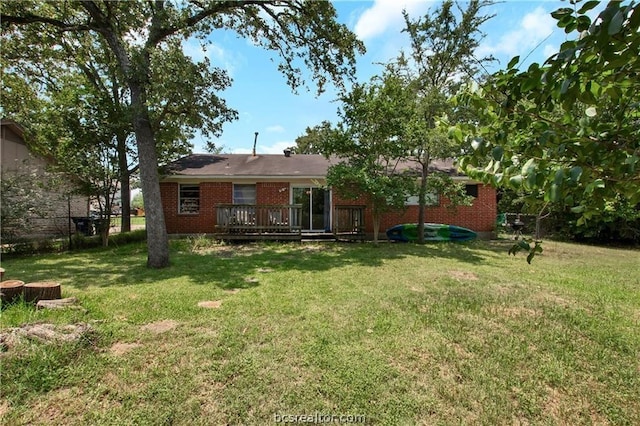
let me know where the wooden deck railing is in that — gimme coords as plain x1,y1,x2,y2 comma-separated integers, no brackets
333,205,366,236
215,204,302,234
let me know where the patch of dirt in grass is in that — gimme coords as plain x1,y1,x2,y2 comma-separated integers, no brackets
449,341,474,359
192,378,227,420
224,288,241,294
198,300,222,309
485,305,541,318
109,342,142,356
244,276,259,283
256,267,273,273
301,244,329,253
140,320,178,334
0,323,94,352
530,291,578,310
543,385,608,425
449,270,478,281
0,401,9,418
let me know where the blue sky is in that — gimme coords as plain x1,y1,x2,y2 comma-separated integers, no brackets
184,1,585,155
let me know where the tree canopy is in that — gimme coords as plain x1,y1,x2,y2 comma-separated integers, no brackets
396,0,493,242
2,0,365,267
452,0,640,261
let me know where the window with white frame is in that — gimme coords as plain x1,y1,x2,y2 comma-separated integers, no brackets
179,184,200,214
406,191,439,206
233,184,256,204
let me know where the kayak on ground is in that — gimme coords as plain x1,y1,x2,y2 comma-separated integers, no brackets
386,223,477,242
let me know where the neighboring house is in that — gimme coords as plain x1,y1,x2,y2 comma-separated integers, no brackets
160,152,497,239
1,119,87,239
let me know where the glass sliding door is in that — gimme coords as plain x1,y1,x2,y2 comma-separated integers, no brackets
292,187,330,231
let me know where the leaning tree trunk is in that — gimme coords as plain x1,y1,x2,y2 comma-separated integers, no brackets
94,15,170,269
130,84,170,268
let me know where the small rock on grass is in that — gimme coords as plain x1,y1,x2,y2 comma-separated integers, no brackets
198,300,222,309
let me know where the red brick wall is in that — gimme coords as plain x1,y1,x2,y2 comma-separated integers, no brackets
332,184,496,235
161,182,232,234
161,181,496,236
256,182,289,205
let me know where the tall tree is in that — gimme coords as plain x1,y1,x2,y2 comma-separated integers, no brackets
397,0,494,243
321,72,416,242
2,1,364,268
290,121,336,154
454,0,640,261
2,14,236,234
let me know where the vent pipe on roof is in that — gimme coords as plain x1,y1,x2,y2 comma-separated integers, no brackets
283,148,292,157
252,132,258,157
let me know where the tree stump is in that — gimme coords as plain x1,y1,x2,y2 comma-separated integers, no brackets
0,267,5,281
24,282,62,303
1,280,25,305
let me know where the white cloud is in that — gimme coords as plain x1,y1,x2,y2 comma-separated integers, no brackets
266,125,285,133
543,43,558,59
478,7,556,59
354,0,433,41
232,140,292,155
182,38,239,76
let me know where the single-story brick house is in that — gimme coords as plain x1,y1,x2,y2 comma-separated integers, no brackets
159,152,497,239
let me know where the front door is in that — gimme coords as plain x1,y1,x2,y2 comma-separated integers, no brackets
292,187,330,231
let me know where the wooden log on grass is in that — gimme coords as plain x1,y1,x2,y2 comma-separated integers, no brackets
36,297,79,310
1,280,25,305
24,282,62,303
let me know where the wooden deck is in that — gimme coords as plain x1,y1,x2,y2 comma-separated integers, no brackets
214,204,366,241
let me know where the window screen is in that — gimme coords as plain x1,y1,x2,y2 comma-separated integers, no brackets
406,192,439,206
233,184,256,204
179,184,200,214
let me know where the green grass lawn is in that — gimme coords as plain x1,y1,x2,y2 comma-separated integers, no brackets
1,239,638,425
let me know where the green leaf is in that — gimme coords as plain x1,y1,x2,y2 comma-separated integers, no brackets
571,205,585,214
554,169,565,185
507,56,520,69
526,251,535,264
569,166,583,182
521,158,536,175
492,146,504,161
509,175,523,188
471,137,483,150
549,183,561,202
578,1,600,14
608,10,624,35
518,240,531,251
551,7,575,19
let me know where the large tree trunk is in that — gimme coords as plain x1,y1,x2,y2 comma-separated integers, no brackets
130,84,170,268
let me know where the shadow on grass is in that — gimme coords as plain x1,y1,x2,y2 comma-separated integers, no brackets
0,238,504,291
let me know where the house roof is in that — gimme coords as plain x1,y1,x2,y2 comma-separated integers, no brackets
163,153,464,179
1,119,26,141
